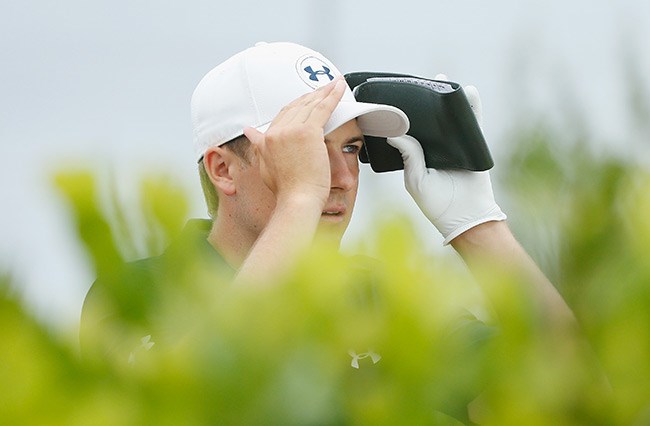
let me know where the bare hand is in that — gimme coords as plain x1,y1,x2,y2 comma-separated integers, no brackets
243,77,346,207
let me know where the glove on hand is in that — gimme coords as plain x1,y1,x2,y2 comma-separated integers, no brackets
387,75,506,245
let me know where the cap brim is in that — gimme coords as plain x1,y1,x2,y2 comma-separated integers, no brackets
256,101,409,138
325,101,409,137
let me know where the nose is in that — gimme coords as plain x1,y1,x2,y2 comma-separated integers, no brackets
328,150,357,191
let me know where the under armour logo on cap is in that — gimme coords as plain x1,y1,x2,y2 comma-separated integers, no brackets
303,65,334,82
296,54,339,89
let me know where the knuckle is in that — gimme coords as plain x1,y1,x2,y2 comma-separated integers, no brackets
314,101,330,111
278,104,292,115
265,121,323,146
292,125,312,139
295,92,315,105
264,130,280,145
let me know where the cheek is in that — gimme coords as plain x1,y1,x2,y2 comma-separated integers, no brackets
347,158,360,198
348,157,360,182
238,168,275,211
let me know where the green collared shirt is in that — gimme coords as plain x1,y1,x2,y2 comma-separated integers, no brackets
80,219,234,359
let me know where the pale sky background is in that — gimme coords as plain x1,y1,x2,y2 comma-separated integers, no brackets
1,0,649,334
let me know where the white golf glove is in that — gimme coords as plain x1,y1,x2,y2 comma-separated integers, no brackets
386,75,506,245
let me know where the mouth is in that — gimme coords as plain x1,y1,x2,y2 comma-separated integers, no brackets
321,206,346,221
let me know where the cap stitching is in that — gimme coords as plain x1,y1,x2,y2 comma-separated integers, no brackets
242,49,261,130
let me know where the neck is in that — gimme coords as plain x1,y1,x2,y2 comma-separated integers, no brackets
207,211,256,270
206,205,347,272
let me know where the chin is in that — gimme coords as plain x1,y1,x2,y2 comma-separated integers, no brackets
316,221,348,246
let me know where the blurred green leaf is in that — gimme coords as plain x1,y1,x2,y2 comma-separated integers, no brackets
6,104,650,424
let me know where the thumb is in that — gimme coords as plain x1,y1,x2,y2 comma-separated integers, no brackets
387,135,427,176
243,126,265,161
243,126,264,147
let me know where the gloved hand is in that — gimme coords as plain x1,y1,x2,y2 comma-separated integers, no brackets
387,75,506,245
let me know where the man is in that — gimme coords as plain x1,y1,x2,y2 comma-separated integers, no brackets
193,41,572,326
194,42,409,285
81,41,574,360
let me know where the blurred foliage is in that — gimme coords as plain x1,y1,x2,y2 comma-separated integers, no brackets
500,120,650,425
2,122,650,424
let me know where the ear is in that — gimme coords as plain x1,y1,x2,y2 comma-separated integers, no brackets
203,147,237,196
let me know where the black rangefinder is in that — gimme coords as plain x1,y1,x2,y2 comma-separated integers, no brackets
345,72,494,172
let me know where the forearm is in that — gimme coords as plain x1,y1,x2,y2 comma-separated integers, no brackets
234,194,323,286
451,221,577,330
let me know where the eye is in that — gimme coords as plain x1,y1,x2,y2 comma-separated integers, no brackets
342,144,362,154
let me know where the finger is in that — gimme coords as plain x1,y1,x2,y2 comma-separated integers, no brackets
434,73,449,82
386,135,427,177
463,85,483,127
270,92,322,127
288,80,340,124
243,126,264,165
271,79,339,126
302,77,346,127
243,126,264,148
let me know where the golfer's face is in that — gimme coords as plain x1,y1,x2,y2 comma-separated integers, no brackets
237,119,363,243
316,119,364,238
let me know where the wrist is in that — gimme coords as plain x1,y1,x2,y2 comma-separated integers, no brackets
450,220,512,253
275,190,326,216
441,204,507,245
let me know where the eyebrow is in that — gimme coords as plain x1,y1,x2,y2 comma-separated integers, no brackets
324,134,365,144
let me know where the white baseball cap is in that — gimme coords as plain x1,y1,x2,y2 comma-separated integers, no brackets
191,41,410,161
